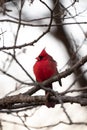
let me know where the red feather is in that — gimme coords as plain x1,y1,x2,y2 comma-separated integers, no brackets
33,49,62,108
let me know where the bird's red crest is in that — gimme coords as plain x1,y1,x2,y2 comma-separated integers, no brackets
39,48,47,56
36,48,47,60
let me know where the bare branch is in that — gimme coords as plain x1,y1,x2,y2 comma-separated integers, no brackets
0,93,87,110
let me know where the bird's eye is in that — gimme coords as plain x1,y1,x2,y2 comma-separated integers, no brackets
39,55,43,60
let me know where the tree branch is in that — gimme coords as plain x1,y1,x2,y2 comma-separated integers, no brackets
0,93,87,110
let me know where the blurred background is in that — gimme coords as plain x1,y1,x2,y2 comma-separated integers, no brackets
0,0,87,130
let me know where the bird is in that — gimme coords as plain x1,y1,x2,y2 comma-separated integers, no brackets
33,48,62,108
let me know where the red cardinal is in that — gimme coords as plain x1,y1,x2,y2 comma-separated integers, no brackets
33,49,62,108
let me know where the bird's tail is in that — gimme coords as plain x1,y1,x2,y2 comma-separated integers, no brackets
57,71,62,86
59,79,62,86
45,84,55,108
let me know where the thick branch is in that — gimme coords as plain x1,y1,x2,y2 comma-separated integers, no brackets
0,93,87,110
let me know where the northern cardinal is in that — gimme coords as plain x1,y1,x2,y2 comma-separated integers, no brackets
33,49,62,108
